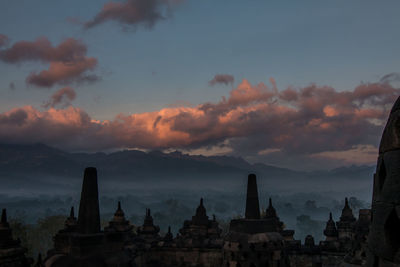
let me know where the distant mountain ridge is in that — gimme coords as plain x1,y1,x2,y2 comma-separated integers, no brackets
0,143,297,176
0,143,376,197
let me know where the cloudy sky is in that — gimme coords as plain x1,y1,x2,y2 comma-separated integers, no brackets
1,0,400,170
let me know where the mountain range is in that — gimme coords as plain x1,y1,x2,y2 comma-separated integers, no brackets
0,143,375,199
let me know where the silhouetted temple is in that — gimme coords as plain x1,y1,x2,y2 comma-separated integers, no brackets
1,169,373,267
323,213,338,241
134,198,223,266
224,174,294,266
44,167,135,267
229,174,286,235
0,208,32,267
5,96,400,266
177,198,222,247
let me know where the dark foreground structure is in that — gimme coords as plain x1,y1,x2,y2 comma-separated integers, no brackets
0,169,371,267
0,209,32,267
1,96,400,267
366,97,400,267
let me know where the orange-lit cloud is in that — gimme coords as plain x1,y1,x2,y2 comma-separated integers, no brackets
0,79,398,167
323,106,339,117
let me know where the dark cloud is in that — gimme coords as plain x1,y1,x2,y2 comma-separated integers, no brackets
209,74,235,86
0,109,27,126
84,0,183,30
380,73,400,86
0,37,87,63
9,82,15,90
0,34,9,47
0,37,98,88
43,87,77,108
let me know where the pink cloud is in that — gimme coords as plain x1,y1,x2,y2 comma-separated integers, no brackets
26,59,98,87
0,80,398,160
84,0,183,29
0,37,98,88
43,87,77,108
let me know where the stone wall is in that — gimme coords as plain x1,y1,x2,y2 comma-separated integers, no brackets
135,247,222,267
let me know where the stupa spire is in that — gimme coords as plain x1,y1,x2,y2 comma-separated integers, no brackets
77,167,101,234
245,174,260,219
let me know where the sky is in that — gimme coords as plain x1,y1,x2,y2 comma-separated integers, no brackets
0,0,400,170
